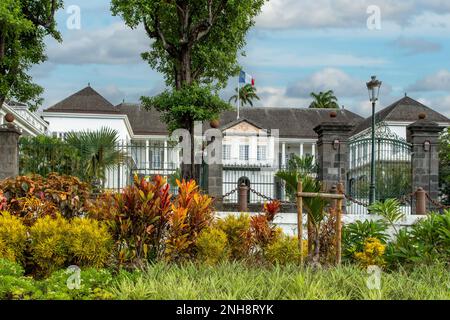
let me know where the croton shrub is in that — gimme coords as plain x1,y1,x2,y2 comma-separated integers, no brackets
89,176,215,267
0,173,91,224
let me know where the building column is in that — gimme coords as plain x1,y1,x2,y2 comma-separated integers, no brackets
163,140,168,171
145,140,150,174
281,142,286,168
314,113,355,192
407,115,444,208
311,143,316,163
300,143,304,158
0,120,22,180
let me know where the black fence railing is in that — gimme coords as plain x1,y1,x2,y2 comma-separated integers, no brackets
19,141,181,194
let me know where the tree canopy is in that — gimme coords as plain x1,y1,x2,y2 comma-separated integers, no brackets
0,0,63,110
112,0,266,180
309,90,340,109
143,84,231,133
111,0,266,89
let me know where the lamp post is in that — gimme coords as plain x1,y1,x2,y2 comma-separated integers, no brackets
366,76,382,205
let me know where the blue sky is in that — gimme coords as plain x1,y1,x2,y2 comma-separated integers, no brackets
32,0,450,117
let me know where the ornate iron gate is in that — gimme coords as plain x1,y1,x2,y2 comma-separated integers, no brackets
347,124,412,213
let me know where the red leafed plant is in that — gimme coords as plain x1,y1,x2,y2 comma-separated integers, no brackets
263,200,281,221
165,179,214,262
95,175,172,267
245,201,282,257
0,191,6,211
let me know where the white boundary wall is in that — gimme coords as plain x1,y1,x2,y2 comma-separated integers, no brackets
216,212,427,238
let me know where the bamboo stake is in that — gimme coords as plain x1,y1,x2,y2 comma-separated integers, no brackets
296,179,303,265
307,217,313,256
297,192,344,199
335,182,344,265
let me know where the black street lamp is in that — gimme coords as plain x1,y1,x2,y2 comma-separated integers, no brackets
366,75,382,205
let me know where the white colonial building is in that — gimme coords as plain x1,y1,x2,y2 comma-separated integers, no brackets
4,85,448,204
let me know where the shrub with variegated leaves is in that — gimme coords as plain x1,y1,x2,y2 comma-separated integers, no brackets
91,175,172,267
164,180,214,262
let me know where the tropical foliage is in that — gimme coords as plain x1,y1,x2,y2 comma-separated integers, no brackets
19,136,81,177
143,84,231,180
440,127,450,205
385,210,450,268
229,84,260,107
20,129,126,187
309,90,339,109
0,174,91,221
66,127,126,185
111,0,266,89
275,155,317,201
90,175,172,267
111,0,265,180
0,0,63,109
1,172,449,300
165,179,214,262
354,238,386,267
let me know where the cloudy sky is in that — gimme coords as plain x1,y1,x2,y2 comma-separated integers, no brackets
32,0,450,117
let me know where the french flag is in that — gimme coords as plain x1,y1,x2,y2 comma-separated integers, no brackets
239,70,255,86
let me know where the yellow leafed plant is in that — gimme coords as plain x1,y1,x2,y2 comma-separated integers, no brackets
354,237,386,268
0,212,28,263
66,218,113,268
29,215,70,276
196,227,229,265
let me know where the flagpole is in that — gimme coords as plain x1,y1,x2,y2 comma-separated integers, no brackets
237,76,240,120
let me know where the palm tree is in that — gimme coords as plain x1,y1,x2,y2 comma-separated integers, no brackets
66,127,126,186
275,155,317,201
309,90,339,109
229,84,260,107
276,155,328,262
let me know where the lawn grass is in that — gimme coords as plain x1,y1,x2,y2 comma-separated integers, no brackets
111,262,450,300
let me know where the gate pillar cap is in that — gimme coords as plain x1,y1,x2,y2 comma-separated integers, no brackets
313,122,355,135
407,117,443,134
0,125,21,135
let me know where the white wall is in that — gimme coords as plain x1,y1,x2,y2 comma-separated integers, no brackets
43,113,132,142
216,212,426,237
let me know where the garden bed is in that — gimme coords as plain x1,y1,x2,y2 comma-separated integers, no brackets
1,260,449,300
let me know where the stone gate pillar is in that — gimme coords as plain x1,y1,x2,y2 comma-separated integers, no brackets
314,112,355,192
407,114,444,203
0,114,22,180
205,134,223,206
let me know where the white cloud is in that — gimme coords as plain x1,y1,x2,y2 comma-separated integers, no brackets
417,96,450,118
255,86,311,108
256,0,450,29
408,70,450,92
245,49,387,68
286,68,374,98
47,23,149,65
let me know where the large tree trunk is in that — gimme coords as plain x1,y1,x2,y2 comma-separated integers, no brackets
178,46,199,182
179,46,192,87
181,120,199,183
